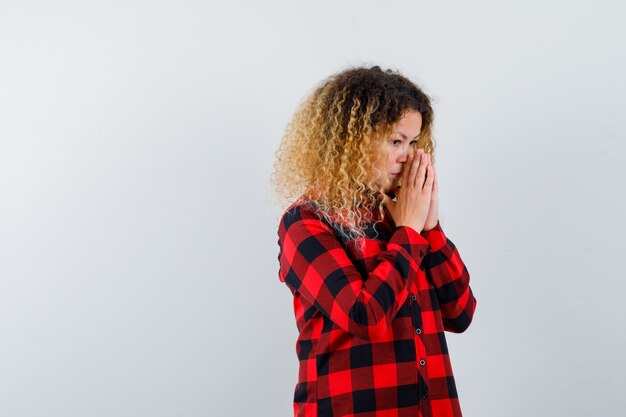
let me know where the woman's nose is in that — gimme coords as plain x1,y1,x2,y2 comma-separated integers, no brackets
400,148,414,162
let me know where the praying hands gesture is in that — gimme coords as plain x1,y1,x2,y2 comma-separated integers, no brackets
384,148,439,233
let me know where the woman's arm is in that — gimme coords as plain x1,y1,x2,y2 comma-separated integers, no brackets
420,220,478,333
277,203,430,341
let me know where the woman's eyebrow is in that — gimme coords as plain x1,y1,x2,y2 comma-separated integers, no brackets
395,130,421,140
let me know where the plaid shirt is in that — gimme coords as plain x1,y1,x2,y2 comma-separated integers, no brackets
277,194,477,417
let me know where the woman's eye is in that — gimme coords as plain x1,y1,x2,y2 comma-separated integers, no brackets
390,139,417,146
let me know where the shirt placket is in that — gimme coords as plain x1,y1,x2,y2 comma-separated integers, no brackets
409,274,430,406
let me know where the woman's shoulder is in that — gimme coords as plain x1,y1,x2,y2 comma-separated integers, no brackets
283,193,318,214
279,194,326,227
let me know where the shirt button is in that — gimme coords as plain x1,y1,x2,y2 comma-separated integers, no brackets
411,295,417,301
419,359,426,366
422,393,428,399
415,328,421,334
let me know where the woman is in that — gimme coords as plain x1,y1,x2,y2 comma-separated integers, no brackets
271,65,477,417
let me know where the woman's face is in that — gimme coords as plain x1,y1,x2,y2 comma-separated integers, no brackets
373,110,423,193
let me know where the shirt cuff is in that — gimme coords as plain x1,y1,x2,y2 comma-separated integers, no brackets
390,225,431,259
419,220,446,252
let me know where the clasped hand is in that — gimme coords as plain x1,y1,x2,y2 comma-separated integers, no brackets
383,148,439,233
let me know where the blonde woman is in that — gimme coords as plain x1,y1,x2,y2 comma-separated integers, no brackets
272,65,477,417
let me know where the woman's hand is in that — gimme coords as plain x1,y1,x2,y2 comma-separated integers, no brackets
422,153,439,232
383,148,434,233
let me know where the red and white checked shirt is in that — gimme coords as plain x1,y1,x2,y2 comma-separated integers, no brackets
277,194,477,417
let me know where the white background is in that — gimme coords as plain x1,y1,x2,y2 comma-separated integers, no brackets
1,1,624,416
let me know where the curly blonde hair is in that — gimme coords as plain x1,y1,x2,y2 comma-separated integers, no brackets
270,65,436,244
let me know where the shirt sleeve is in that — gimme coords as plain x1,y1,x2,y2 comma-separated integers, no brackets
277,204,430,341
420,220,478,333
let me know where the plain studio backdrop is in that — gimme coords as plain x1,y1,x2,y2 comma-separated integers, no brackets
1,1,624,416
